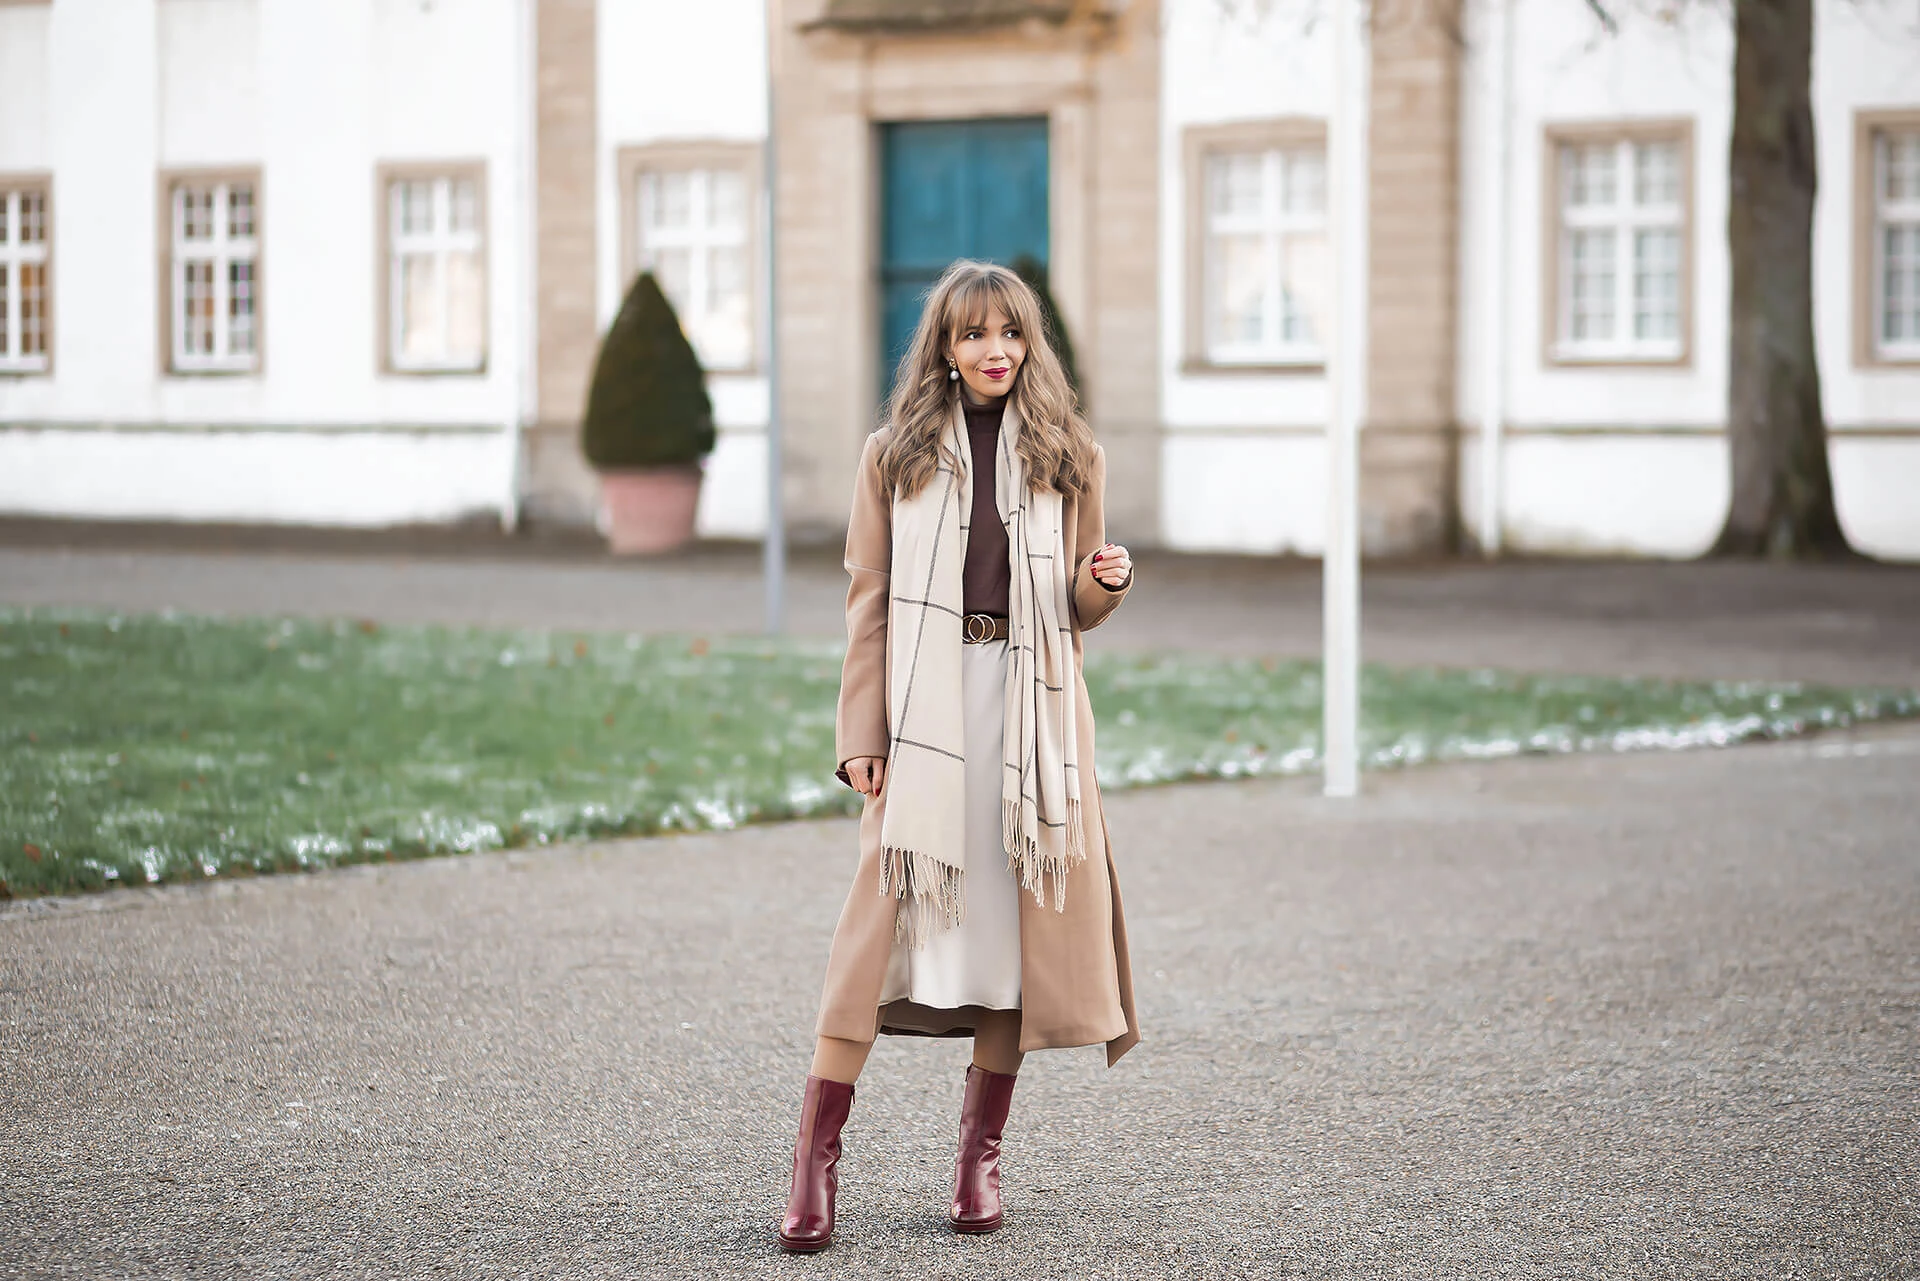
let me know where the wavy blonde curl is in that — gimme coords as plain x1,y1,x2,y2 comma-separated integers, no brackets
876,259,1096,500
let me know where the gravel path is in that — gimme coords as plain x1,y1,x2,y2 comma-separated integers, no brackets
4,724,1916,1279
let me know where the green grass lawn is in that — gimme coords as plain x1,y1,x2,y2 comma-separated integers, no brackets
3,607,1914,898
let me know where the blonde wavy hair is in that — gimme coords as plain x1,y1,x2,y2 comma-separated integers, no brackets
877,259,1096,500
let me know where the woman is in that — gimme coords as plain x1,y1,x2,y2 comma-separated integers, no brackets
778,259,1139,1253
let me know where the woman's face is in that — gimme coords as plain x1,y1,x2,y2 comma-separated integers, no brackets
946,304,1027,406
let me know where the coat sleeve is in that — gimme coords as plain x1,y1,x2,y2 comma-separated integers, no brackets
1071,444,1131,632
835,433,892,786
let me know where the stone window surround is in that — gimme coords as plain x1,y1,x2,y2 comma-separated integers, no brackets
156,166,265,377
616,139,765,376
1181,117,1328,376
0,174,52,376
375,159,490,377
1854,108,1920,368
1539,118,1695,371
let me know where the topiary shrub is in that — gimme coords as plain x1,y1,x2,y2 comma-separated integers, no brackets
581,271,716,470
1011,254,1079,396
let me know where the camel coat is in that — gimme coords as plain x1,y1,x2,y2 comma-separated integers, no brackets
815,428,1141,1067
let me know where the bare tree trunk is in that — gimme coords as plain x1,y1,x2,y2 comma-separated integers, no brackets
1713,0,1853,558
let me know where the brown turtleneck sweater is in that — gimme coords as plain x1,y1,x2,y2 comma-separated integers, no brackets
962,397,1011,617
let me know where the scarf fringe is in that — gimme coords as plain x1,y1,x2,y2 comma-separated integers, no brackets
879,844,966,949
1003,796,1086,913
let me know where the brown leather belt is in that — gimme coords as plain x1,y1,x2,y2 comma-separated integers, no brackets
962,613,1010,644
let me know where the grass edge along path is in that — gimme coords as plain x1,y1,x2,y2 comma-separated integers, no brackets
4,607,1917,899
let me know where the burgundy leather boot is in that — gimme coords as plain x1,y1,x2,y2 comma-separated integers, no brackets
779,1075,855,1253
948,1064,1018,1233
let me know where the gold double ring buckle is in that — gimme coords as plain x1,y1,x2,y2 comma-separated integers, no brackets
964,614,995,644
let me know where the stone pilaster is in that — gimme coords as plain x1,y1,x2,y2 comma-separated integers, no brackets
523,0,600,528
1365,0,1462,554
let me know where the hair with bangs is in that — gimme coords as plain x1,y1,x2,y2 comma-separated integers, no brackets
876,259,1096,500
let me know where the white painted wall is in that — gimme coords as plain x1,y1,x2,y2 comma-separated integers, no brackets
0,427,509,527
599,0,770,539
1,0,525,527
0,4,52,169
1456,0,1920,559
1158,0,1335,552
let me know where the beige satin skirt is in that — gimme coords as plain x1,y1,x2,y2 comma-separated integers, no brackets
877,637,1022,1014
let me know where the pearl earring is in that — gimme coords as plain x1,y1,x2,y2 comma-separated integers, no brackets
948,364,959,381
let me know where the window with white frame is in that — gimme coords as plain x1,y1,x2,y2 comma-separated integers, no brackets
0,186,50,373
1553,133,1688,362
168,177,259,373
386,172,486,372
633,164,752,371
1871,128,1920,360
1200,145,1327,365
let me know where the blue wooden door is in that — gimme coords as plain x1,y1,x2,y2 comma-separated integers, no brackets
879,118,1049,396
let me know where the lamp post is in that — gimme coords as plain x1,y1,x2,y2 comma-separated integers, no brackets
1322,0,1365,799
763,0,786,636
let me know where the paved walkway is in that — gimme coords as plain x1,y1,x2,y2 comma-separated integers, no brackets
4,725,1916,1278
3,533,1919,685
3,528,1917,1276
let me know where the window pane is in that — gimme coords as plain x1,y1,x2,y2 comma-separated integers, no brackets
445,250,485,365
181,188,215,240
0,265,8,351
228,261,256,355
708,170,747,232
184,261,216,353
1565,144,1615,208
1884,134,1920,202
228,184,255,238
398,252,440,363
697,244,751,368
1886,225,1919,343
1633,228,1680,341
1283,150,1325,217
1568,228,1616,341
1207,231,1270,349
20,262,45,355
1280,231,1327,345
450,179,480,234
646,172,693,230
0,196,9,245
651,246,692,315
1207,154,1263,220
20,191,46,243
398,182,434,236
1634,141,1679,206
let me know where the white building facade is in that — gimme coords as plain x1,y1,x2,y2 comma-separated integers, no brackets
2,0,1916,558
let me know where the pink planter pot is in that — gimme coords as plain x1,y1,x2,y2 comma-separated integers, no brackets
599,465,704,555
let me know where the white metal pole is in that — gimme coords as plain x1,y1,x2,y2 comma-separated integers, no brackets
1322,0,1363,799
504,0,537,534
762,0,786,636
1477,0,1513,558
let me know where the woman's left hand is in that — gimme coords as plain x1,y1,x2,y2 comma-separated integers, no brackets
1091,542,1132,588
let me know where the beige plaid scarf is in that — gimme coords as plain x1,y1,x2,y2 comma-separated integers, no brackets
879,400,1086,947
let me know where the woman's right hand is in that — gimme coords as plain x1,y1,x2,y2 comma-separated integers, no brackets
845,756,887,797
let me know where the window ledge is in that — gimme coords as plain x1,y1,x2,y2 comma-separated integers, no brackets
804,0,1081,33
1545,351,1690,370
1181,358,1325,378
384,364,490,379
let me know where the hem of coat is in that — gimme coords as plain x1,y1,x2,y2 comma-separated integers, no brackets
818,1003,1137,1067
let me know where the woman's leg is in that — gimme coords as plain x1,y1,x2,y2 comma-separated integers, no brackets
809,1035,874,1086
969,1010,1025,1077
